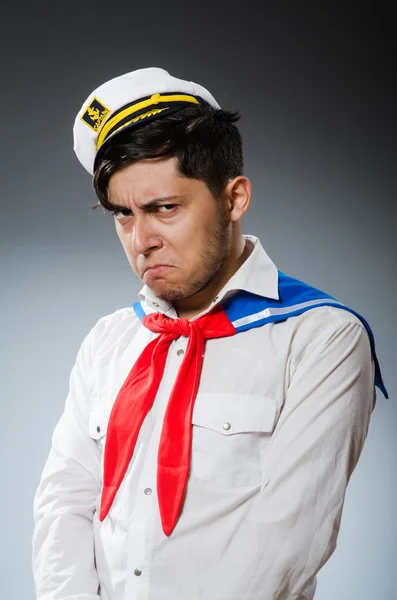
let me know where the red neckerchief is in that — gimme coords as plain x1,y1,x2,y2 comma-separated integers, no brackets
100,306,236,536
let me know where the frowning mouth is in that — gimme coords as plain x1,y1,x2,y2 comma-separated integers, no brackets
144,264,173,276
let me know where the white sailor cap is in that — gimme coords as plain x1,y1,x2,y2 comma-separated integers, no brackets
73,67,221,175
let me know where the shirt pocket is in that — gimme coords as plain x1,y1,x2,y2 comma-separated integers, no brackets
191,393,278,488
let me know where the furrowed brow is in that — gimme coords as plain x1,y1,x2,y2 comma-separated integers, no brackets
106,201,131,212
141,195,185,210
106,195,185,213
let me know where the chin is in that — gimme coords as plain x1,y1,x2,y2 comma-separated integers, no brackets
153,283,191,303
155,290,186,303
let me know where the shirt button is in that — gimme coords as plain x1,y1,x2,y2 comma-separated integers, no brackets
223,422,231,431
213,296,219,303
134,568,142,576
177,349,184,356
96,426,101,433
144,488,152,495
153,302,159,307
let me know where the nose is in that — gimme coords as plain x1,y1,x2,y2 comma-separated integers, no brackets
130,214,162,256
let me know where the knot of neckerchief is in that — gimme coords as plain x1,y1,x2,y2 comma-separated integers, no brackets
100,305,236,535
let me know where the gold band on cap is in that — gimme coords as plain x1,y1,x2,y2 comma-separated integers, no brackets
97,93,200,149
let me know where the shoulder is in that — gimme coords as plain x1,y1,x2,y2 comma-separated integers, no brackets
288,305,372,371
89,305,140,338
294,304,366,336
275,271,369,347
78,306,141,365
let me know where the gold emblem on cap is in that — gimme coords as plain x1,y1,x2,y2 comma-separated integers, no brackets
81,97,111,133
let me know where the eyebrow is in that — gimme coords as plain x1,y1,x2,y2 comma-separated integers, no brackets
106,195,185,213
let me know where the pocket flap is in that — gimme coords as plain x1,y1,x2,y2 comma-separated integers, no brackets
192,393,278,435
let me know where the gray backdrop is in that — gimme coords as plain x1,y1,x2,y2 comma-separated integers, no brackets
1,2,395,599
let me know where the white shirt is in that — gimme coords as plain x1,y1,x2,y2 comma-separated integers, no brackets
32,235,376,600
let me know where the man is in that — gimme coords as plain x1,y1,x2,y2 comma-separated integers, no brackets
32,67,387,600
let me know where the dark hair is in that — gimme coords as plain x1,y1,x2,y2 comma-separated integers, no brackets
93,103,244,209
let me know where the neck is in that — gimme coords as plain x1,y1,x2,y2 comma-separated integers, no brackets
174,236,253,320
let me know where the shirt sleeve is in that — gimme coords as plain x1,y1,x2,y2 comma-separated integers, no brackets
32,323,103,600
201,318,376,600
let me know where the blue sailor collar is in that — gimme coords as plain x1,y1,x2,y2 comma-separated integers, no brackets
133,270,388,399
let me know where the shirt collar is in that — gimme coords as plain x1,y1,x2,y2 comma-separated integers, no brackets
138,235,279,318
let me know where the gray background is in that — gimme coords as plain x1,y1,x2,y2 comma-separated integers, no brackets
1,2,395,598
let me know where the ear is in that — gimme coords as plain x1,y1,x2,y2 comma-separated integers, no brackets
224,176,252,222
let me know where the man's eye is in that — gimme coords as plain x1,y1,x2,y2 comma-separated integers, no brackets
158,204,176,213
113,208,132,218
